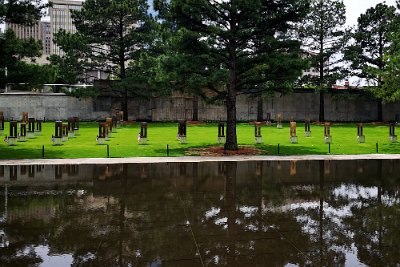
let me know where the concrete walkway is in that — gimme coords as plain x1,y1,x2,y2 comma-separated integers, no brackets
0,154,400,165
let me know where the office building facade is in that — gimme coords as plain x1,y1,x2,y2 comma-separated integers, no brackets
6,21,52,56
49,0,83,55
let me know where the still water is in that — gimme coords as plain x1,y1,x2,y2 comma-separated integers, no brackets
0,160,399,267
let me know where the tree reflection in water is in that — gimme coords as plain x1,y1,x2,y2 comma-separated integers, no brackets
0,160,400,266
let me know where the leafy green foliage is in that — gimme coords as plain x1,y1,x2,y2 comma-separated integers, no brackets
345,3,396,84
375,31,400,103
0,0,49,25
10,61,56,84
61,86,98,98
0,29,48,88
0,29,42,68
0,0,50,89
344,3,397,120
367,1,400,104
48,30,89,84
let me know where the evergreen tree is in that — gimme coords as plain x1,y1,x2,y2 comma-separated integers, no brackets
0,29,43,87
378,33,400,103
154,0,309,150
0,0,49,87
53,0,154,120
299,0,349,122
345,3,396,121
0,0,49,25
49,30,88,84
374,1,400,104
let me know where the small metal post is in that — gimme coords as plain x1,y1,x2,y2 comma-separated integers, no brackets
107,144,110,158
278,144,280,155
167,144,169,156
42,145,45,159
376,142,379,154
328,143,331,154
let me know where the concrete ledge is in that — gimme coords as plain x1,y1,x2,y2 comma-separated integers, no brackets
0,154,399,166
1,92,66,96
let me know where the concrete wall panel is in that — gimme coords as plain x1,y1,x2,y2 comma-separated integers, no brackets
1,91,400,122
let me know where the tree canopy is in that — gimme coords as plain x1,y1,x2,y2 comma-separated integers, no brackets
0,0,51,89
0,0,49,25
345,3,396,120
374,1,400,104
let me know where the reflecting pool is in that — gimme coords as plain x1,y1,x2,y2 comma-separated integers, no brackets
0,160,400,266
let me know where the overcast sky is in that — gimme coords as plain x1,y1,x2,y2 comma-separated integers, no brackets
1,0,397,30
344,0,397,26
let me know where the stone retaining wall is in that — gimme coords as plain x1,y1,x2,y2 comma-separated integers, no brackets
0,91,399,121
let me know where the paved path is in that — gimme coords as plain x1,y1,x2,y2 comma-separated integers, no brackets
0,154,400,165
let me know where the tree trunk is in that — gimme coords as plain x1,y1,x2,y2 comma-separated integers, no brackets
377,99,383,122
319,29,325,123
225,16,238,151
319,90,325,122
119,59,128,121
192,95,199,121
122,88,128,121
225,161,237,266
319,160,325,266
225,69,238,150
119,16,128,121
257,94,263,122
118,164,128,267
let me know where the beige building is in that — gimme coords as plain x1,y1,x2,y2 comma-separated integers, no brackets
42,22,51,55
49,0,84,55
6,22,42,41
6,21,52,56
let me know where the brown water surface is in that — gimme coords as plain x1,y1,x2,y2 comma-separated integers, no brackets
0,160,399,266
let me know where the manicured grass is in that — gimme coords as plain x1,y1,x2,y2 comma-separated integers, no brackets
0,121,399,159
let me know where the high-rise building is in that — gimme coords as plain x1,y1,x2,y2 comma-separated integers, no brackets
6,21,52,55
49,0,83,55
6,21,42,43
42,22,51,55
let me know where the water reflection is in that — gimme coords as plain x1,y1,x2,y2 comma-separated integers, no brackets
0,160,400,266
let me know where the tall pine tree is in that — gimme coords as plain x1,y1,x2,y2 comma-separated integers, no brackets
299,0,349,122
0,0,49,25
345,3,396,121
53,0,154,120
373,1,400,104
154,0,309,150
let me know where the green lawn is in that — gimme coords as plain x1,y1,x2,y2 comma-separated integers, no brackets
0,122,399,159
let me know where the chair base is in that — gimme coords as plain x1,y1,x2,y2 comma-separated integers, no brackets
52,137,63,146
324,136,332,144
97,137,106,145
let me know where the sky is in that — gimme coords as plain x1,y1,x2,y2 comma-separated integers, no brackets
344,0,397,26
0,0,397,29
1,0,397,30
